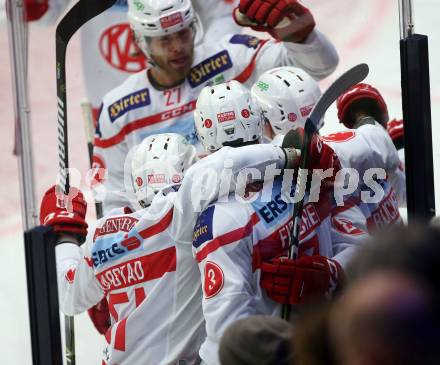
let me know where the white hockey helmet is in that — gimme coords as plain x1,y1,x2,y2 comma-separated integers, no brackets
127,0,202,56
251,66,323,135
194,80,263,152
131,133,197,207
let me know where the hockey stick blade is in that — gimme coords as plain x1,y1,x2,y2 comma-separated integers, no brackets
307,63,370,131
56,0,116,44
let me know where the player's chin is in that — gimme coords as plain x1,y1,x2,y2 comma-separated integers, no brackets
168,57,192,74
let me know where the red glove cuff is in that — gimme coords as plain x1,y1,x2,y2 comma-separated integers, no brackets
236,0,315,42
40,185,88,243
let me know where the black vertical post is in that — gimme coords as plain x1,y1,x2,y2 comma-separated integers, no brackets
400,34,436,221
25,226,63,365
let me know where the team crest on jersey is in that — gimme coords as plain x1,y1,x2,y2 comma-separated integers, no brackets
188,50,233,88
229,34,261,49
108,88,151,122
193,206,215,248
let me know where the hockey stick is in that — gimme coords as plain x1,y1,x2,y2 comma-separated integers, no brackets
281,63,369,319
56,1,117,364
81,99,103,219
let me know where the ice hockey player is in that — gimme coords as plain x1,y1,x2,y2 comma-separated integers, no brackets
24,0,241,115
39,132,303,364
252,68,405,231
193,80,369,365
92,0,339,213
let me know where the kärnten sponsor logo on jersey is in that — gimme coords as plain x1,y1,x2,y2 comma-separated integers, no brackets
188,50,233,87
108,88,151,122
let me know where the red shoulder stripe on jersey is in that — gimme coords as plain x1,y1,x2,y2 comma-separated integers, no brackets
233,39,269,84
138,208,173,239
94,100,197,148
195,212,260,262
96,246,177,292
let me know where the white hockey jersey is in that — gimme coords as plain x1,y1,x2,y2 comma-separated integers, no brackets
55,144,288,365
192,178,369,365
43,0,241,109
321,122,405,230
93,31,339,213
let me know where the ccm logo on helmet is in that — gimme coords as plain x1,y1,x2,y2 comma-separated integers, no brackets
108,88,151,122
188,50,233,87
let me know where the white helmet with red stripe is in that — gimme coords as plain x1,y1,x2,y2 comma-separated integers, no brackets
131,133,197,207
251,66,322,134
194,80,263,152
127,0,203,57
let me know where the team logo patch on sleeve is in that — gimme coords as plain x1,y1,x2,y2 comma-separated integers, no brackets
108,88,151,122
229,34,261,49
204,261,224,299
193,205,215,248
188,50,232,88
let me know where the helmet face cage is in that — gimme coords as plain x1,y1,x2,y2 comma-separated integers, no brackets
194,81,263,152
251,67,322,135
131,133,197,207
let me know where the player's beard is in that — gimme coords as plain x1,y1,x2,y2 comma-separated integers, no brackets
150,48,194,86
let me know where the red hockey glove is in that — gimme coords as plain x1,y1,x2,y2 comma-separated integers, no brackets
88,297,111,335
39,185,88,243
387,118,404,150
260,255,344,304
24,0,49,21
234,0,315,42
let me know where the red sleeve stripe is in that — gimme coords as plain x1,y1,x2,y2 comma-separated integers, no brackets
138,208,174,239
195,212,260,262
96,246,177,292
233,39,268,84
94,100,197,148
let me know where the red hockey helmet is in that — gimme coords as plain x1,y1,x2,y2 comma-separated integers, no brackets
336,83,389,128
